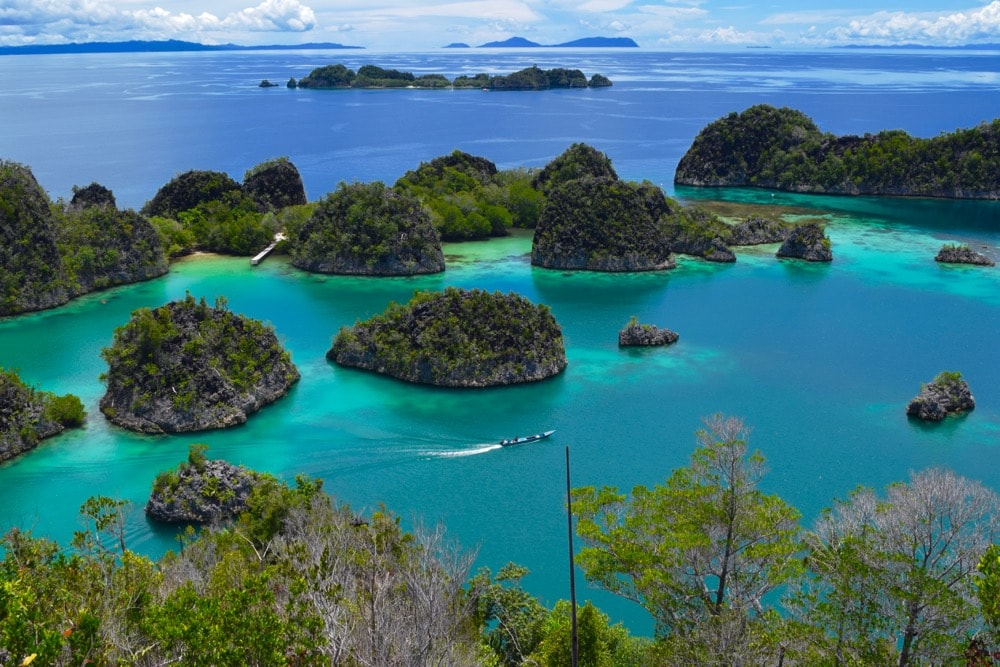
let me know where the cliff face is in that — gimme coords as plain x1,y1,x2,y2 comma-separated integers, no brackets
100,294,300,433
293,181,444,275
0,162,168,316
242,158,308,212
675,104,1000,199
0,161,70,315
329,287,567,387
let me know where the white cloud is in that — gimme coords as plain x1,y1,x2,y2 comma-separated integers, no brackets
830,1,1000,44
220,0,316,31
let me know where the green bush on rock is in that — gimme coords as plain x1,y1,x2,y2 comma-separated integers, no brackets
292,181,445,275
329,287,567,387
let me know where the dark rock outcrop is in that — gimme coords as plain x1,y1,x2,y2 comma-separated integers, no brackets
618,320,679,347
935,244,994,266
0,368,84,464
146,447,261,524
0,161,70,315
292,181,444,275
69,182,116,210
330,287,567,387
776,222,832,262
906,371,975,421
730,216,793,245
100,294,300,433
242,157,307,212
141,170,241,218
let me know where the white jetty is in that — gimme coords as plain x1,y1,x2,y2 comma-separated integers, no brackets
250,233,287,266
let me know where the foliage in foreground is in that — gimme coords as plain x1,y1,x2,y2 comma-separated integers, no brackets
3,416,1000,666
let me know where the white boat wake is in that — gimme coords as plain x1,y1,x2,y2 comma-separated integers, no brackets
431,443,503,458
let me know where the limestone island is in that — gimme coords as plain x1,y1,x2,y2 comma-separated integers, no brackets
290,64,612,90
531,144,752,271
935,243,995,266
675,104,1000,199
0,368,85,464
618,316,679,347
906,371,975,421
0,160,167,316
292,181,445,275
146,444,264,524
329,287,567,387
776,222,832,262
100,294,300,433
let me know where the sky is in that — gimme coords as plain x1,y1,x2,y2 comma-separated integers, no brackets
4,0,1000,51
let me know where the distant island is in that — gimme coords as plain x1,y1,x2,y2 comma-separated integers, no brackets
292,63,612,90
0,39,362,56
473,36,638,48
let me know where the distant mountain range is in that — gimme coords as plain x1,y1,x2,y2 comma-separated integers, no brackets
447,36,639,49
0,39,363,56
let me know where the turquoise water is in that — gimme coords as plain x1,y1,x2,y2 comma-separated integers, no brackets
2,50,1000,631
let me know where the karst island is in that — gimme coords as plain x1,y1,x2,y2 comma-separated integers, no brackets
100,294,300,433
329,287,567,387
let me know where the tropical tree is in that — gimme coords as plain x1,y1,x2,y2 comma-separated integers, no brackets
805,468,1000,666
572,414,802,659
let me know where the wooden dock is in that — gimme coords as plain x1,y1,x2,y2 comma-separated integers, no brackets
250,233,286,266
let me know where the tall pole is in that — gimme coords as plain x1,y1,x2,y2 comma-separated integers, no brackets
566,445,579,667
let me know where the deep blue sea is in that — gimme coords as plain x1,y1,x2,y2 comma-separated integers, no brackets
1,48,999,633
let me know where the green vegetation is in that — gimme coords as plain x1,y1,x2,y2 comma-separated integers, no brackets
295,63,613,90
0,367,85,463
394,150,543,240
329,287,567,387
292,181,445,274
933,369,965,385
99,293,300,433
676,104,1000,199
142,160,306,257
3,415,999,665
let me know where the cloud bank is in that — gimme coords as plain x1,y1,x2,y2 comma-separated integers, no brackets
3,0,1000,49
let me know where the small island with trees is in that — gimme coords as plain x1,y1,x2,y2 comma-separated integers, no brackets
906,370,976,421
289,63,612,90
146,444,267,524
0,368,85,464
329,287,567,387
99,294,300,433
